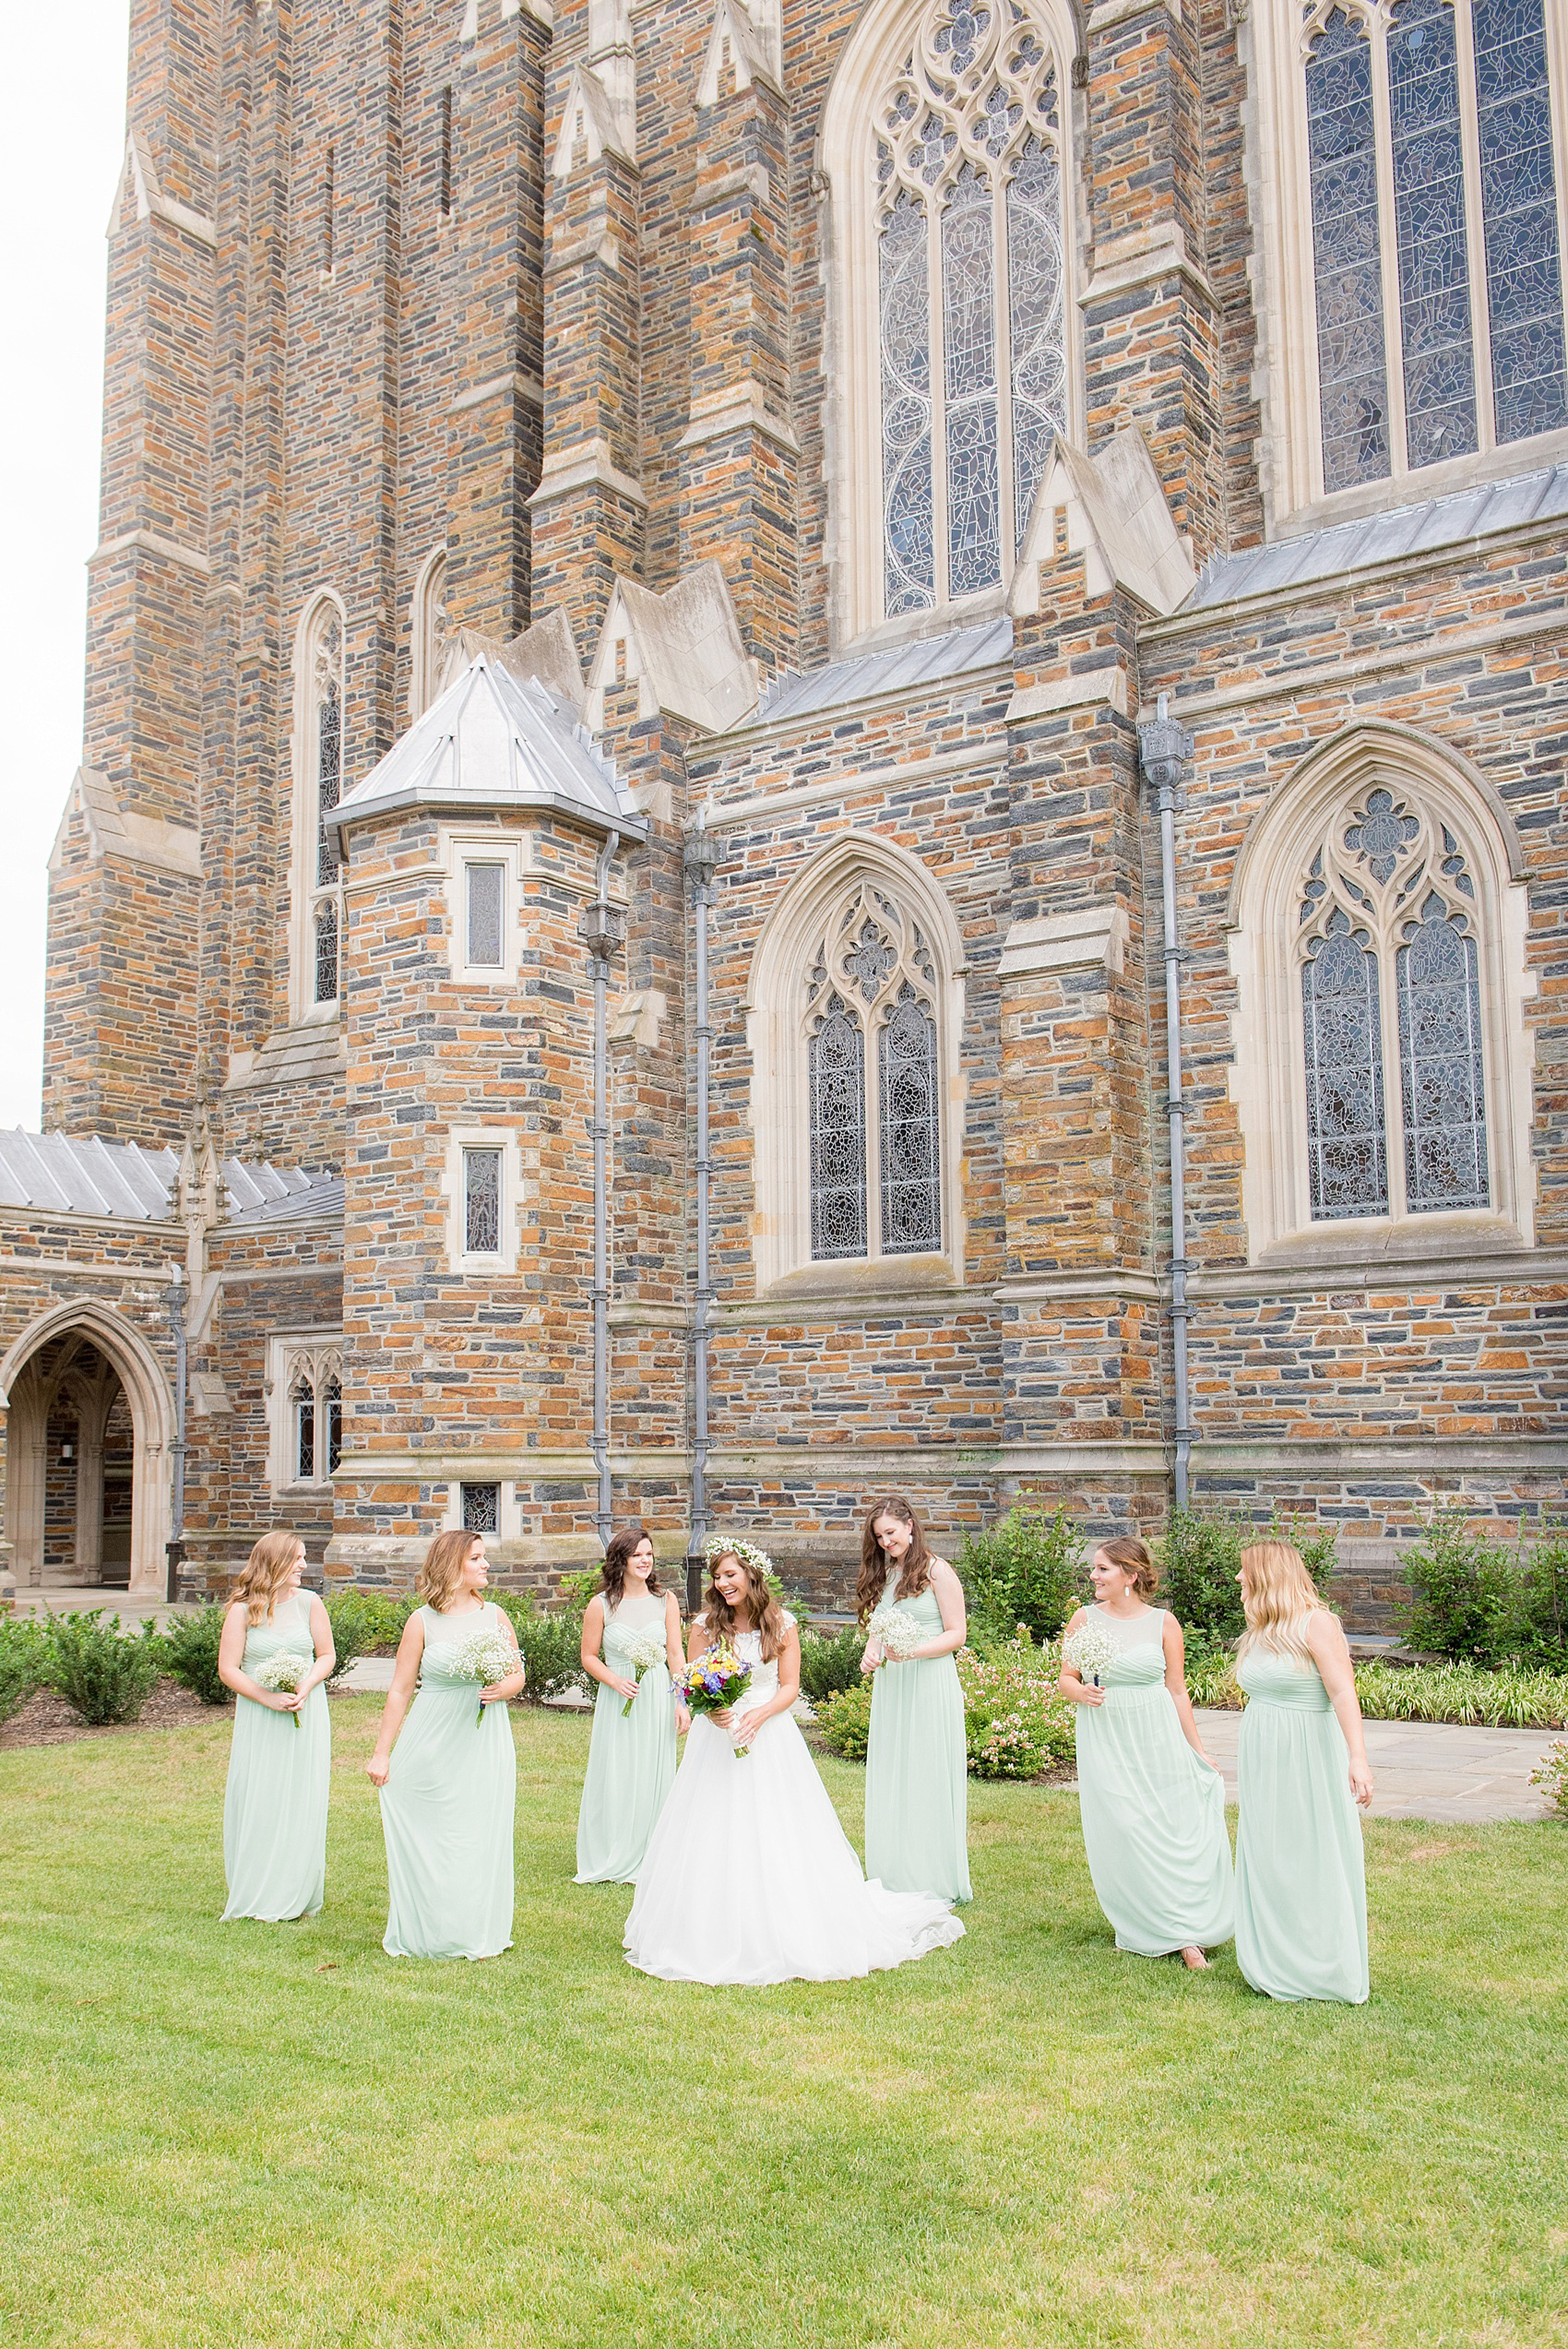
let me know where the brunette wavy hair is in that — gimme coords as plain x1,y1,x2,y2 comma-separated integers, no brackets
1095,1534,1160,1600
418,1528,483,1614
702,1544,787,1663
600,1520,660,1611
857,1494,934,1623
231,1531,306,1628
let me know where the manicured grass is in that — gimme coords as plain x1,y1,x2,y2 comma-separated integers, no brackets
0,1701,1563,2349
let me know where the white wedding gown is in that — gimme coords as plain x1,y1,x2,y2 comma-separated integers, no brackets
624,1617,966,1985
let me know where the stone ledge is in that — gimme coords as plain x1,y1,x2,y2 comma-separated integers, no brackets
999,903,1130,978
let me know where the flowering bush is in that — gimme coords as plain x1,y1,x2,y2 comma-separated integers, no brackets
1530,1741,1568,1819
814,1637,1075,1780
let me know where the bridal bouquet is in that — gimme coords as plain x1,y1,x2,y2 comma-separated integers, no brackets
674,1643,755,1754
253,1650,310,1727
617,1627,669,1717
867,1601,927,1663
1061,1618,1120,1690
445,1626,520,1726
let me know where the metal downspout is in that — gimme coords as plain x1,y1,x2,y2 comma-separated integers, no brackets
581,832,624,1548
683,825,719,1615
1138,697,1196,1511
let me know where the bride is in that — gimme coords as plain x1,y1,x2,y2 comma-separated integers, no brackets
624,1535,966,1985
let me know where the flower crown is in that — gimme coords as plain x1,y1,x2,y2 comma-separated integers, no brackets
704,1532,775,1582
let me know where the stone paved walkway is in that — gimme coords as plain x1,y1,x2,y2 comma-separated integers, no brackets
1194,1709,1558,1824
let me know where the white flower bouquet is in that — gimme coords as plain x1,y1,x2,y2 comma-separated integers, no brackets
445,1626,520,1726
867,1602,928,1663
1061,1618,1120,1690
253,1649,310,1727
617,1626,669,1717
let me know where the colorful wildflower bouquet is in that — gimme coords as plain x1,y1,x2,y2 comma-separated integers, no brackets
445,1625,520,1726
253,1649,309,1727
617,1626,669,1717
674,1642,754,1753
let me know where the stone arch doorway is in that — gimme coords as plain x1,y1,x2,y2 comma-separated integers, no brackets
1,1306,174,1600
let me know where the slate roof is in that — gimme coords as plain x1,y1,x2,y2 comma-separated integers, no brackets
752,616,1014,729
0,1130,342,1228
1185,462,1568,612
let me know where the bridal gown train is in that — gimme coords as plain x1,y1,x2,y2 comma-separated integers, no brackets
624,1616,966,1985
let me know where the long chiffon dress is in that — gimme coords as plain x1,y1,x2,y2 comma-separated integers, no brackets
624,1614,965,1985
863,1579,971,1902
575,1592,678,1884
379,1600,517,1961
1235,1644,1369,2004
221,1591,330,1923
1073,1605,1235,1958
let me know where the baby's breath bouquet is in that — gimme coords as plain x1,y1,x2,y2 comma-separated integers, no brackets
867,1601,928,1663
617,1626,669,1717
1061,1617,1120,1690
445,1626,520,1726
253,1648,310,1727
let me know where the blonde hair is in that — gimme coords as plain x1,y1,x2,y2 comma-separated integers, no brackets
1096,1535,1159,1600
1238,1540,1321,1663
232,1531,305,1628
418,1529,482,1613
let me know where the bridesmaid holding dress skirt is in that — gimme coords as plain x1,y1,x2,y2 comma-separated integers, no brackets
218,1531,335,1923
367,1529,525,1961
575,1520,690,1884
859,1494,971,1904
1234,1540,1372,2005
1058,1535,1234,1968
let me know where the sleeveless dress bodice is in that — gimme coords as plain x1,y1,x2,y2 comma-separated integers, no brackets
602,1592,668,1671
1237,1647,1335,1711
1093,1605,1168,1692
416,1600,502,1688
241,1590,315,1675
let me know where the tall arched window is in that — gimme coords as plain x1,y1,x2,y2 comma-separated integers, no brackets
824,0,1075,638
410,545,448,719
291,594,347,1019
1228,725,1536,1257
747,837,968,1289
1258,0,1568,516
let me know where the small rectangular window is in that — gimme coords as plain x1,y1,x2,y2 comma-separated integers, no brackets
324,144,337,276
463,1146,503,1254
439,87,454,219
294,1392,315,1484
461,1482,500,1533
324,1379,342,1476
465,862,505,968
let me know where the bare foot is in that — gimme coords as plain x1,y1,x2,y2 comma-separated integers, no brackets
1180,1945,1210,1971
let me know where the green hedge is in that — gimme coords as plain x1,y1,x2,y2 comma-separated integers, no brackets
1402,1513,1568,1668
956,1506,1082,1646
45,1612,163,1727
0,1616,51,1724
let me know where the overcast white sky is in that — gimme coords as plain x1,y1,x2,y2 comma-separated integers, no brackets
0,3,133,1129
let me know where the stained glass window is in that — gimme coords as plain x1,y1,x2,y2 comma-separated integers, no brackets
1302,909,1390,1218
1388,0,1477,469
466,862,505,969
1306,10,1391,491
1473,0,1568,442
464,1146,503,1255
315,679,341,887
810,1001,868,1259
292,1377,315,1484
304,604,345,1009
879,987,942,1254
314,902,339,1007
1396,895,1490,1209
875,0,1067,616
324,1377,342,1476
461,1483,500,1534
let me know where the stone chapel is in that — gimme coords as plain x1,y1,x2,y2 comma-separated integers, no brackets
2,0,1564,1617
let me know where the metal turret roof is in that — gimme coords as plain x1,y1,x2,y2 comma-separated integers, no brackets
0,1131,342,1228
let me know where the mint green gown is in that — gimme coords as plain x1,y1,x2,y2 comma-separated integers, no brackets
1236,1645,1369,2004
1073,1606,1234,1957
575,1592,678,1884
864,1580,971,1903
379,1601,517,1961
221,1592,329,1923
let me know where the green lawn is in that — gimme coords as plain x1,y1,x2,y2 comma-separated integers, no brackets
0,1702,1563,2349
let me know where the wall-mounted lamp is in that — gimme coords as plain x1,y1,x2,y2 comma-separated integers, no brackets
60,1442,76,1462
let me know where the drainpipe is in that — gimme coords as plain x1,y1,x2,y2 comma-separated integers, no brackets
1137,695,1196,1512
580,834,624,1548
165,1261,187,1603
683,823,719,1614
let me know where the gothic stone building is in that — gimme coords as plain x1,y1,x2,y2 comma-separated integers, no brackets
3,0,1566,1617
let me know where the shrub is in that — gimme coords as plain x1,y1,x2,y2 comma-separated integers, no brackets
0,1616,50,1725
814,1639,1075,1781
161,1606,231,1705
45,1612,163,1726
493,1592,588,1703
1516,1525,1568,1668
1156,1510,1336,1655
1531,1740,1568,1819
1402,1512,1521,1665
798,1624,866,1709
956,1505,1082,1645
1183,1652,1568,1730
324,1591,413,1686
815,1679,873,1762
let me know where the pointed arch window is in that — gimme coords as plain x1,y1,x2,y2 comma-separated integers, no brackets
1300,0,1568,498
268,1337,343,1493
870,0,1071,622
410,547,448,719
291,596,348,1019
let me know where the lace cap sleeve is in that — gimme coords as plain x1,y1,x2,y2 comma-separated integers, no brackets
778,1607,797,1633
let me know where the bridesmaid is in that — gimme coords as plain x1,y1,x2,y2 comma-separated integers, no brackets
1234,1539,1372,2004
218,1531,335,1923
575,1520,690,1884
366,1529,525,1961
859,1493,971,1904
1058,1534,1233,1969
